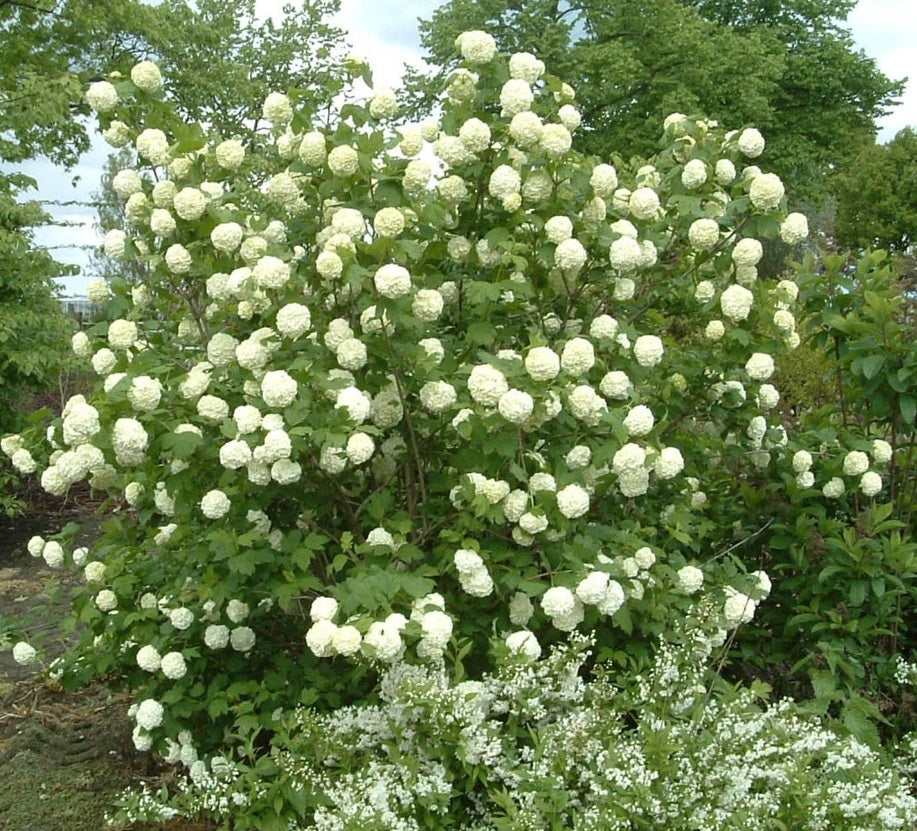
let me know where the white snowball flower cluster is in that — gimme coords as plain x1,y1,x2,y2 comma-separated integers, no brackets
467,364,508,407
720,284,754,322
112,418,148,465
328,144,359,177
368,86,397,119
609,236,642,271
634,335,664,367
723,591,757,627
677,565,704,594
200,489,231,519
737,128,765,157
510,111,543,147
498,389,534,424
540,586,584,631
262,91,293,124
500,78,534,116
842,450,869,476
555,237,587,274
688,218,720,250
629,187,660,220
681,159,707,189
524,346,560,381
419,381,457,414
745,352,775,381
457,30,497,63
261,370,298,408
556,484,589,519
374,263,412,298
749,172,785,211
860,471,883,497
453,549,494,597
561,338,595,376
623,404,655,437
780,212,809,245
86,80,118,112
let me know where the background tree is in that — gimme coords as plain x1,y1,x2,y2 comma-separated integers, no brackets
833,128,917,256
410,0,903,208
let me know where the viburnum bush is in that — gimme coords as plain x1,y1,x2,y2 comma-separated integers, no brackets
3,30,913,829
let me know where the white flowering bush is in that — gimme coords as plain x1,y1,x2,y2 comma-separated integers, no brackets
4,37,913,828
115,631,916,829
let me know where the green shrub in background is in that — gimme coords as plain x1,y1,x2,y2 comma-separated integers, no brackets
1,34,914,828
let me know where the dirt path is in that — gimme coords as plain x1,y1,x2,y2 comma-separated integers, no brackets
0,506,212,831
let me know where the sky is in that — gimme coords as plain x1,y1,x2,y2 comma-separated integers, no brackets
21,0,916,297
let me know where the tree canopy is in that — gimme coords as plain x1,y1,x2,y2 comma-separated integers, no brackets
833,128,917,255
411,0,904,207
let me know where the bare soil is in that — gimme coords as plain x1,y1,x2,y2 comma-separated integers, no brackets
0,498,214,831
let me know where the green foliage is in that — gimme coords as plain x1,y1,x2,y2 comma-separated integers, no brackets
0,175,74,434
833,128,917,254
410,0,903,207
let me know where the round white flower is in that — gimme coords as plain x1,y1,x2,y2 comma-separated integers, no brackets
568,385,607,425
419,381,457,414
505,630,540,661
590,164,618,197
107,319,138,351
600,371,632,400
214,139,245,170
823,477,846,498
597,582,626,615
135,699,164,731
677,565,704,594
230,626,256,652
556,484,589,519
720,284,754,322
749,172,785,211
871,439,893,465
210,222,243,253
372,206,405,239
467,365,508,407
165,243,192,273
613,443,646,474
500,78,534,116
412,289,444,321
262,91,292,124
715,158,736,185
560,338,595,376
540,123,572,158
374,263,412,298
95,589,118,612
688,218,720,250
420,610,453,649
623,404,654,437
403,159,431,192
654,446,684,479
609,236,643,271
524,347,560,381
498,389,534,424
681,159,707,189
508,50,544,82
629,187,660,220
792,450,813,473
843,450,869,476
261,370,298,408
541,586,575,618
126,375,162,412
489,165,521,200
200,489,231,520
509,111,543,147
160,651,187,680
634,335,664,367
780,212,809,245
172,187,207,221
345,432,375,465
86,80,119,113
555,238,587,274
737,128,765,158
197,394,229,421
336,387,372,424
860,470,883,497
328,144,359,177
368,86,397,119
275,303,311,339
336,338,367,371
135,645,161,672
745,352,775,381
457,30,496,63
112,417,148,465
723,592,756,627
705,320,726,341
203,624,230,650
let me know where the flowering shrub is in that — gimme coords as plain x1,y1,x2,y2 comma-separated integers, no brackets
3,30,912,825
117,631,917,829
